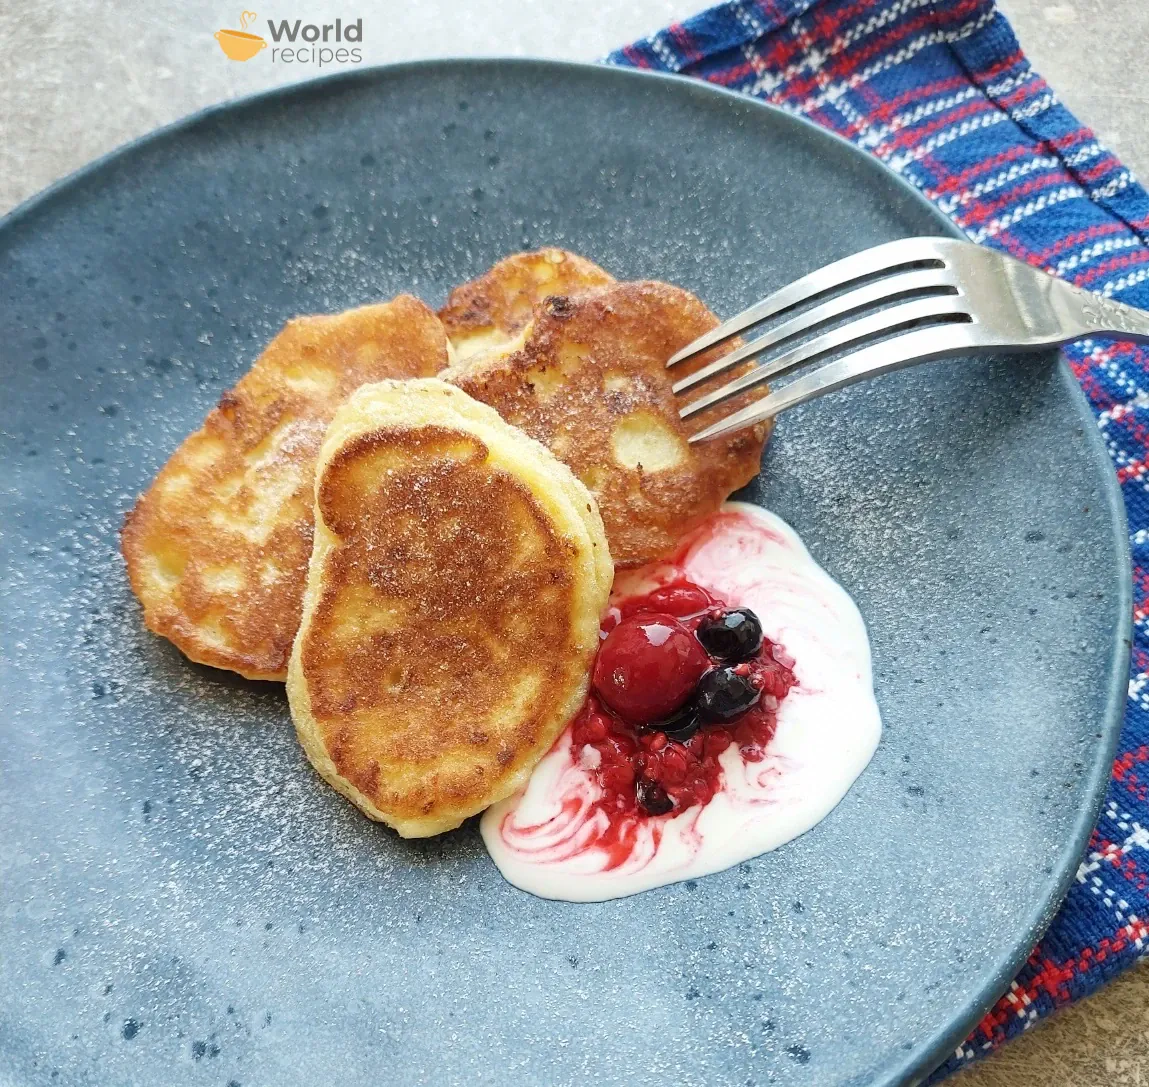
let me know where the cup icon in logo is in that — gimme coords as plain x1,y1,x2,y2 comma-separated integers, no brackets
215,11,266,60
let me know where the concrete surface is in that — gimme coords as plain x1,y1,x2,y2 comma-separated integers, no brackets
2,1,1148,213
0,0,1146,1083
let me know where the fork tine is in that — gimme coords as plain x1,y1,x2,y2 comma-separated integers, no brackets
687,323,977,443
666,237,952,369
678,295,969,420
671,267,956,396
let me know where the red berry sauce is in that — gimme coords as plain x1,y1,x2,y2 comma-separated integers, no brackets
571,578,797,830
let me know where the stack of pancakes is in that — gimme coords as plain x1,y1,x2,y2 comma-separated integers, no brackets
123,248,771,836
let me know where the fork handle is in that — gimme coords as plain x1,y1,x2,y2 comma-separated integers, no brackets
1066,286,1149,343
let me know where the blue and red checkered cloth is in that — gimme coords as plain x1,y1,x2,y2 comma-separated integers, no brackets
609,0,1149,1075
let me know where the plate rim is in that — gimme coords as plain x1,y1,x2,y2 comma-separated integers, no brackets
0,56,1133,1087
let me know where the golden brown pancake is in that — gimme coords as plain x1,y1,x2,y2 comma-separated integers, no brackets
121,297,449,681
287,379,612,837
438,248,614,361
447,280,771,567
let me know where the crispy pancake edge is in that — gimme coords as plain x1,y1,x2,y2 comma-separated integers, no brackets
438,248,615,360
120,296,449,681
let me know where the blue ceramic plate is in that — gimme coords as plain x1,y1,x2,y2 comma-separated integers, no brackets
0,59,1130,1087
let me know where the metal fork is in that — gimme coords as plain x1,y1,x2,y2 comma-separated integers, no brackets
669,237,1149,443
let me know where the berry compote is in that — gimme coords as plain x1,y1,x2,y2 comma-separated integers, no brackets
571,578,797,822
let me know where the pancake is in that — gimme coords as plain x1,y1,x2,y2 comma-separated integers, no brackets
287,378,613,837
121,297,449,681
438,248,614,361
447,280,771,567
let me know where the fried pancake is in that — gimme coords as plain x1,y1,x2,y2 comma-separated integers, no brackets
122,297,449,681
287,379,612,837
447,280,771,567
438,248,614,361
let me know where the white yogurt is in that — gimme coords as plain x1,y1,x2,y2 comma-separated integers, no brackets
480,503,881,902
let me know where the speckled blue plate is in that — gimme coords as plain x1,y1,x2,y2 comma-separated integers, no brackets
0,59,1130,1087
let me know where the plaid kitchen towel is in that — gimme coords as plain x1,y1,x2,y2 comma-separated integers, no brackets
609,0,1149,1076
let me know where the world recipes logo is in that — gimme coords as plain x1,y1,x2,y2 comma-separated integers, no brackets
214,11,364,66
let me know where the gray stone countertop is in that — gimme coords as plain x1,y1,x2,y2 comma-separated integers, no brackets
2,1,1147,215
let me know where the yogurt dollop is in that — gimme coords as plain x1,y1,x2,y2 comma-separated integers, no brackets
480,502,881,902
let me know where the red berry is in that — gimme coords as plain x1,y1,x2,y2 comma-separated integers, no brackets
583,714,608,743
592,613,709,723
661,747,688,783
703,730,732,758
601,763,635,793
733,719,758,745
630,582,714,618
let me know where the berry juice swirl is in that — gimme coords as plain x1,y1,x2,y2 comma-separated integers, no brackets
480,503,882,901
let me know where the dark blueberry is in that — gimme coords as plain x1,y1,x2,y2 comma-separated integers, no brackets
636,779,674,816
696,667,761,722
696,608,763,662
649,701,700,743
